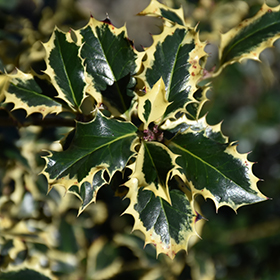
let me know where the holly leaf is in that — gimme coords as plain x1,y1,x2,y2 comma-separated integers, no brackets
138,0,186,26
43,27,87,111
218,3,280,73
42,111,138,194
138,24,206,120
138,78,170,128
166,117,267,211
124,179,199,259
69,169,107,215
77,17,143,117
128,141,179,204
4,70,62,117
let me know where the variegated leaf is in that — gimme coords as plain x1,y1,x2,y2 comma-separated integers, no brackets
138,24,206,120
128,141,179,204
4,70,62,117
124,178,199,259
138,78,170,128
166,117,267,211
138,0,186,26
86,237,123,279
218,3,280,73
43,27,87,111
42,111,138,194
69,169,107,215
77,17,143,118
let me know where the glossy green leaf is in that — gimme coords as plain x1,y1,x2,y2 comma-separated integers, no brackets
42,111,138,192
78,17,142,116
69,169,107,215
139,24,206,120
167,120,267,210
4,71,62,117
124,179,198,259
43,28,87,111
6,0,272,263
129,141,178,204
219,4,280,70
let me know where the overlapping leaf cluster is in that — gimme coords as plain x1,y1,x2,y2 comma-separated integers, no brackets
2,0,277,258
0,126,183,280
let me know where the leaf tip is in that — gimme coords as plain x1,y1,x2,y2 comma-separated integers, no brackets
102,13,114,26
195,211,207,223
46,185,53,195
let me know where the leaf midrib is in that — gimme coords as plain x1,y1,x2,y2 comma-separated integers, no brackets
54,132,136,178
170,141,241,187
85,25,132,115
12,82,58,103
55,31,78,107
222,13,280,63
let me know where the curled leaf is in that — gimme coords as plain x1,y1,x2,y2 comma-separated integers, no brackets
138,78,170,128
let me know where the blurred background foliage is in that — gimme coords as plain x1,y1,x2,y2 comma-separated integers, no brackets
0,0,280,279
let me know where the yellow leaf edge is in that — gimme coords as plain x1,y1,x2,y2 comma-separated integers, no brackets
41,137,140,208
74,17,145,120
127,141,180,205
42,27,87,113
3,70,63,118
215,3,280,76
136,23,207,121
40,151,107,196
138,77,171,128
138,0,186,27
122,177,199,259
170,116,268,213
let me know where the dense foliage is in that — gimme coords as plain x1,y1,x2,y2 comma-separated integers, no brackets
1,0,279,279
